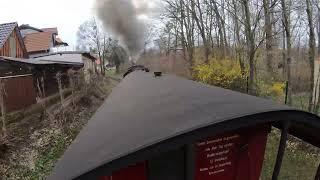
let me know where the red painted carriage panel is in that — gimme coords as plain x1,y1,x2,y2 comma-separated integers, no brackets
100,162,147,180
99,125,269,180
195,125,270,180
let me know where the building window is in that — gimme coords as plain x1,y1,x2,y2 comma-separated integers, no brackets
9,36,16,58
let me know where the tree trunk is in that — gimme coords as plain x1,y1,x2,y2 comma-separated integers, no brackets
263,0,273,74
282,29,286,79
249,52,255,94
242,0,255,94
56,72,64,107
179,0,187,61
232,0,245,74
94,61,98,74
211,0,225,58
316,3,320,55
191,0,210,63
184,0,195,73
221,0,228,56
102,38,108,76
318,14,320,55
281,0,292,105
306,0,316,112
167,28,172,56
99,52,104,76
116,64,120,74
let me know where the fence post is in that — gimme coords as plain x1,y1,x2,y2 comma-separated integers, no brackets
55,72,64,107
285,81,289,104
0,79,6,137
246,76,249,94
272,120,290,180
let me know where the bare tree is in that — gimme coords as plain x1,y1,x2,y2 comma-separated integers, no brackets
190,0,210,63
232,0,245,73
281,0,293,105
210,0,227,57
306,0,316,112
162,0,196,73
183,0,196,71
263,0,274,73
158,0,316,104
77,18,117,75
317,2,320,55
110,42,128,74
36,76,46,120
241,0,264,94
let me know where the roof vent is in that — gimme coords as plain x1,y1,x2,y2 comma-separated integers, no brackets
154,72,162,77
123,65,150,78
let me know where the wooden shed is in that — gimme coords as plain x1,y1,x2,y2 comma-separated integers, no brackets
2,74,36,112
33,51,96,83
0,56,83,97
0,57,35,112
0,22,28,58
0,56,83,112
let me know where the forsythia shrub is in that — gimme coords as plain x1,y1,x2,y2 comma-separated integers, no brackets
270,82,286,97
193,58,248,92
256,80,285,99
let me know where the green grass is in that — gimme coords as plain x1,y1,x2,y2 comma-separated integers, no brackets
292,93,309,111
4,110,88,180
105,69,116,76
105,69,122,80
261,129,320,180
8,132,75,180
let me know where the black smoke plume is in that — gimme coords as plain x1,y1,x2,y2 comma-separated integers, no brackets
96,0,147,56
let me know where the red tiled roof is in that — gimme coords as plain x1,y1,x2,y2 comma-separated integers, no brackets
24,32,53,53
41,27,58,34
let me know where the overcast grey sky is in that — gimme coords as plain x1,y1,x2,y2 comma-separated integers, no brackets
0,0,159,49
0,0,96,47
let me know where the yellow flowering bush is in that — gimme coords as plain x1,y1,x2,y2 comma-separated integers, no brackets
270,82,286,97
193,59,248,92
256,80,285,100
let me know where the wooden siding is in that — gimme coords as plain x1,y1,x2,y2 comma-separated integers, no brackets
0,27,25,58
2,74,36,112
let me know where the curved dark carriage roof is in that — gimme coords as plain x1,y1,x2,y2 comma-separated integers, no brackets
49,71,320,180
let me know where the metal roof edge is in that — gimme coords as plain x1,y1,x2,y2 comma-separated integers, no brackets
74,110,320,180
32,51,96,60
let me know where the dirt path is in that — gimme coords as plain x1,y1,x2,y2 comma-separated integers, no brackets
0,77,119,180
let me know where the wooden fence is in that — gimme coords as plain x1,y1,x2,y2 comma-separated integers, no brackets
1,74,37,112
